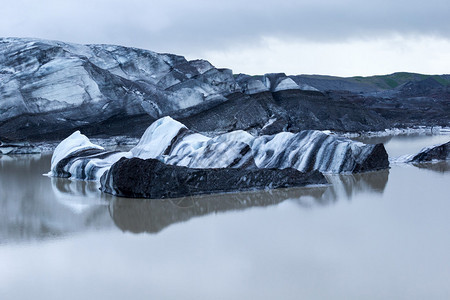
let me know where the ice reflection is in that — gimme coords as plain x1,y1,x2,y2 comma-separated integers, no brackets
0,154,113,244
323,170,389,202
1,153,391,242
46,168,390,235
411,161,450,173
51,178,107,214
108,170,390,234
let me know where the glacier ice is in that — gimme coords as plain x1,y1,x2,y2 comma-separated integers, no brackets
49,117,389,181
394,141,450,163
48,131,132,180
0,38,240,134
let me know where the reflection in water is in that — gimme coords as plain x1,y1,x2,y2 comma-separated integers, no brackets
411,161,450,173
323,170,389,202
108,170,390,234
108,187,327,234
51,178,106,213
0,154,113,244
355,133,450,158
2,135,450,300
0,153,391,242
47,168,390,234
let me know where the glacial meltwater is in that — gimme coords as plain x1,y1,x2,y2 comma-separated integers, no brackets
1,134,449,299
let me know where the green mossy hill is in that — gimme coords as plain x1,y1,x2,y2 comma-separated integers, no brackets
351,72,450,89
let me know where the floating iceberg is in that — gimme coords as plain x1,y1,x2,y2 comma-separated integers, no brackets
396,141,450,163
48,131,132,180
48,116,389,182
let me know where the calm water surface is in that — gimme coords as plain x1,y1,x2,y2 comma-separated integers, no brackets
0,134,449,299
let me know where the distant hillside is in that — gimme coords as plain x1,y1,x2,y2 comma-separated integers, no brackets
292,72,450,93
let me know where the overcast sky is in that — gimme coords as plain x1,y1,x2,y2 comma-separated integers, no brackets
1,0,450,76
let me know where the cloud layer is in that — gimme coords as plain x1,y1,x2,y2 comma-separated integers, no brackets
1,0,449,75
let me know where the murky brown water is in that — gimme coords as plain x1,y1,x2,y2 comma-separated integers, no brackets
0,134,449,299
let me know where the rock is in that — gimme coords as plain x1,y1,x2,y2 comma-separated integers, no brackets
179,89,392,134
398,77,445,97
408,141,450,163
100,157,327,199
271,90,390,132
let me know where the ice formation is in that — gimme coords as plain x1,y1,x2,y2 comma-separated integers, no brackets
395,141,450,163
48,131,132,180
49,117,389,181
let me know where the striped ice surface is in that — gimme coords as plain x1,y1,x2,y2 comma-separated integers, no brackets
250,131,384,174
48,131,132,180
49,116,388,181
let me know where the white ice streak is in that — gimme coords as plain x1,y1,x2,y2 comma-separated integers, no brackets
164,134,253,168
273,78,301,92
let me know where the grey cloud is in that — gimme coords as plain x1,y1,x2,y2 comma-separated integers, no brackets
1,0,449,56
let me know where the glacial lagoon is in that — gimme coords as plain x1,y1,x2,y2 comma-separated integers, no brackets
0,134,449,299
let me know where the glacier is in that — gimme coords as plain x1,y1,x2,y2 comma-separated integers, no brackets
0,38,238,140
1,38,449,142
1,38,328,141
